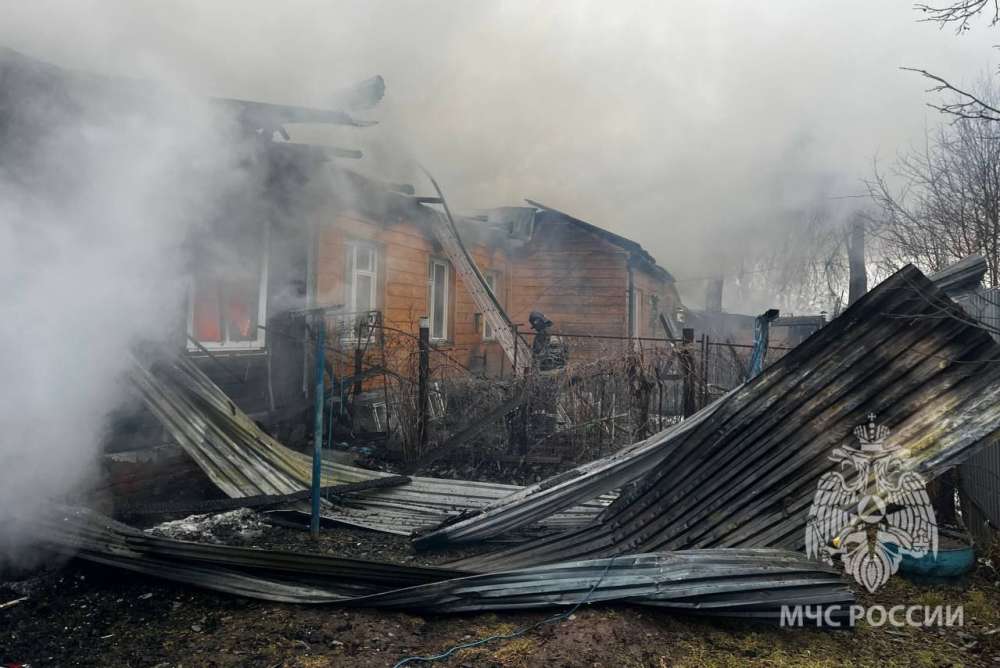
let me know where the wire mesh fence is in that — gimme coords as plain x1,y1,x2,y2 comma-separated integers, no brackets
309,310,788,470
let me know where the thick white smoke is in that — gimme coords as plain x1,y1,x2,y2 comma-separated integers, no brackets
0,51,254,565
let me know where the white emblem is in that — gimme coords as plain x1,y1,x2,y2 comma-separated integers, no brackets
806,414,937,593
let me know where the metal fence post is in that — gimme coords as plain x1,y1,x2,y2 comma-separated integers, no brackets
701,334,710,408
680,328,696,417
354,348,364,397
418,317,430,454
512,323,520,375
311,313,325,537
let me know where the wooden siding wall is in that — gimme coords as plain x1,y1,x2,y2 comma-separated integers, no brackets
631,265,683,340
312,211,682,377
509,220,630,360
316,212,511,376
193,207,684,411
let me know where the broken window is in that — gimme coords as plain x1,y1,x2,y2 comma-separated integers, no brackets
188,226,269,351
483,271,501,340
429,258,450,341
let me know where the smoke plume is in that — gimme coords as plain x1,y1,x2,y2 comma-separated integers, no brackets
0,50,255,565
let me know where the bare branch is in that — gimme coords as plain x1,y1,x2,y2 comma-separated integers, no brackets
865,81,1000,287
903,67,1000,121
914,0,1000,32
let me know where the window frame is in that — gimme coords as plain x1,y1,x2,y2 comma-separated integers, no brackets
186,224,269,353
345,240,379,315
482,270,502,341
631,287,643,339
428,258,451,342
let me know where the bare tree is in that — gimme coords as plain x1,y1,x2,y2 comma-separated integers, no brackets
866,86,1000,285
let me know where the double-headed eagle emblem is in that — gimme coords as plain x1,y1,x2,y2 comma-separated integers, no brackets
806,414,937,593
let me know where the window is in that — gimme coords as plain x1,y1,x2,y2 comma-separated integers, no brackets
648,294,660,335
345,241,378,314
631,287,643,338
187,228,269,351
429,259,450,340
483,271,501,340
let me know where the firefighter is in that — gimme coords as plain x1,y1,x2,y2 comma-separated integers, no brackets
528,311,567,370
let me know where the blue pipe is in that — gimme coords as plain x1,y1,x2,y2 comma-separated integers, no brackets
748,309,779,380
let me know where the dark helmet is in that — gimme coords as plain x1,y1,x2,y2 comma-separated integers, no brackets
528,311,553,331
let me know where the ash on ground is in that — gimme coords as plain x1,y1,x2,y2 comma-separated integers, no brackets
147,508,268,544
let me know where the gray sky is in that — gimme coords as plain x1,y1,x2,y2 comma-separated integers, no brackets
2,0,997,287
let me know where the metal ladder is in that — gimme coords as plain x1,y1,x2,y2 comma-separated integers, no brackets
428,210,532,374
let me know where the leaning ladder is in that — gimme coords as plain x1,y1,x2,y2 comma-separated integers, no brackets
428,210,532,374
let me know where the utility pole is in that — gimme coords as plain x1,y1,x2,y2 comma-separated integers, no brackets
848,218,867,305
705,276,723,313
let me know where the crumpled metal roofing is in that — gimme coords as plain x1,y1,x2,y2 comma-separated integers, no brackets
41,507,853,617
129,354,611,536
946,285,1000,545
928,254,989,297
454,264,1000,571
413,394,732,548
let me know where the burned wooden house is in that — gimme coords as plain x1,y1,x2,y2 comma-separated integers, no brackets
186,172,687,425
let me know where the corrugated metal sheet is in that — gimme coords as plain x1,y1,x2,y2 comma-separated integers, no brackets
42,507,853,617
928,255,989,297
956,287,1000,334
129,354,612,536
455,265,1000,571
960,445,1000,545
951,286,1000,545
414,391,733,548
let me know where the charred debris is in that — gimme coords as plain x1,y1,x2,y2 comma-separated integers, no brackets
6,48,1000,625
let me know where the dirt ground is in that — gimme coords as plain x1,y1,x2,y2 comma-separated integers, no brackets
3,518,1000,668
